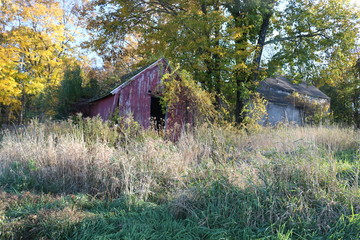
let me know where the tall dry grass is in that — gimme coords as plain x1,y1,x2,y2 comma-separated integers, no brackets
1,118,360,237
0,117,196,199
0,119,359,198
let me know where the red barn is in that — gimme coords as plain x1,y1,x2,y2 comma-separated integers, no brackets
87,58,189,133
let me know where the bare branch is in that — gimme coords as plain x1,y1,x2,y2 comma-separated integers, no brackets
264,32,327,45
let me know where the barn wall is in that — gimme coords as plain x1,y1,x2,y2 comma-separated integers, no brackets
165,93,189,140
89,95,116,120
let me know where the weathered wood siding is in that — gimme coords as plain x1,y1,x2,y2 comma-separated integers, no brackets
116,62,162,128
89,94,116,120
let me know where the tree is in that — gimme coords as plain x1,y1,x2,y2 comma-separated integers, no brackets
0,0,80,123
267,0,359,85
224,0,277,122
82,0,230,101
321,56,360,127
82,0,360,124
56,66,83,118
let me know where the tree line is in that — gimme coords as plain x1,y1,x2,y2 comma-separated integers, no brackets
1,0,360,127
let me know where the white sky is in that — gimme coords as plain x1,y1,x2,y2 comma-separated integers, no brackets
350,0,360,6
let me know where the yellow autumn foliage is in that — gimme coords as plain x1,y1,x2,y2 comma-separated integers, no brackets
0,0,75,119
162,69,217,125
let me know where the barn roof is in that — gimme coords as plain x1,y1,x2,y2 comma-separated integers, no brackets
89,58,166,103
257,76,330,105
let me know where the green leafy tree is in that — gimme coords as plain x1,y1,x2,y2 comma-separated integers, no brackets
57,66,83,118
321,56,360,127
267,0,359,85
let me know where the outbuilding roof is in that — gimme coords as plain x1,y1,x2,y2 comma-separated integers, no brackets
257,76,330,105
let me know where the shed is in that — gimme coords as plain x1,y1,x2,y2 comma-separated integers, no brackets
257,76,330,125
86,58,189,132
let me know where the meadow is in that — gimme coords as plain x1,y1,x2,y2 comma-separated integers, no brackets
0,117,359,239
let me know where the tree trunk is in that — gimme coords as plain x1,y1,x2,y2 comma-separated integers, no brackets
234,33,248,123
19,94,26,124
226,0,276,124
213,21,222,107
251,11,273,81
354,89,360,128
235,76,244,123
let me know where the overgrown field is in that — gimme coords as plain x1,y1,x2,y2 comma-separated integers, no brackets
0,117,360,239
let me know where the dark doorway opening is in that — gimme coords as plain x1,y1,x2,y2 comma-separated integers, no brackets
150,96,166,130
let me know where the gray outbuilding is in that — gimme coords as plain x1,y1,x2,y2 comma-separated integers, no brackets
257,77,330,126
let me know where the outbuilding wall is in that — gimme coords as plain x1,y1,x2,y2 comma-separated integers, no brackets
264,103,303,126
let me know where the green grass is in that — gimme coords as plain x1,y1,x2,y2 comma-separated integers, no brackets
1,118,360,239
